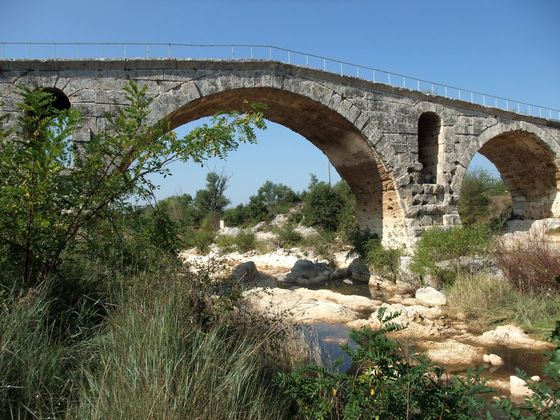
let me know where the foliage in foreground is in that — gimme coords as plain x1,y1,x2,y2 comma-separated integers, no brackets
275,309,490,419
0,83,265,293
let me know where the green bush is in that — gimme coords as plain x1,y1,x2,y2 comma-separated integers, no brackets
365,240,401,283
302,181,345,232
275,309,490,419
410,225,491,280
458,169,511,229
273,224,303,248
216,230,256,253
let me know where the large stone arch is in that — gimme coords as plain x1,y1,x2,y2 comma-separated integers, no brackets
148,79,408,246
455,121,560,220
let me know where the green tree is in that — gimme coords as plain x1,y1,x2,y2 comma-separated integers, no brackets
247,180,300,222
193,171,231,217
301,177,345,232
0,82,265,292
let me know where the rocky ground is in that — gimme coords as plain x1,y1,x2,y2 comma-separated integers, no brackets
180,238,555,401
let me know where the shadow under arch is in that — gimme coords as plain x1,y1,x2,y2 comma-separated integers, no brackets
157,86,407,246
458,127,560,222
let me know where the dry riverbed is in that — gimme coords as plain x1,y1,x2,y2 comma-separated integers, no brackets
180,246,554,400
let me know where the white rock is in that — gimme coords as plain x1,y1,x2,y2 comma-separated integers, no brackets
510,375,533,401
243,287,378,324
342,279,353,285
477,325,552,349
421,340,486,365
415,287,447,306
483,353,504,366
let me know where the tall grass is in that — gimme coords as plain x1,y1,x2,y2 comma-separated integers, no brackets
70,273,295,419
0,265,317,419
0,293,79,418
446,273,560,335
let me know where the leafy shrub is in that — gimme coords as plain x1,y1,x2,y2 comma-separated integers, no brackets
216,230,256,253
300,231,337,264
302,181,345,232
365,240,401,283
191,230,215,254
275,309,490,419
333,181,358,242
410,226,491,280
273,224,303,248
458,169,511,229
223,203,251,227
493,229,560,293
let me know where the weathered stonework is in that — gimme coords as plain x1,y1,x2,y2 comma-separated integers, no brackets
1,59,559,248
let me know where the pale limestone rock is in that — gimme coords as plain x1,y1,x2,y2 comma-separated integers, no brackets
243,287,379,324
415,286,447,306
476,325,553,350
420,340,486,365
483,353,504,366
510,375,533,401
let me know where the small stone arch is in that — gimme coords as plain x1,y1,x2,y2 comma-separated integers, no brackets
417,111,441,184
456,121,560,220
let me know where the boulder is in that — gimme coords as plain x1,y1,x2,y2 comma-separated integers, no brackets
510,375,534,401
421,340,486,365
243,287,378,324
284,259,331,286
415,287,447,306
476,325,553,349
232,261,258,283
348,258,371,283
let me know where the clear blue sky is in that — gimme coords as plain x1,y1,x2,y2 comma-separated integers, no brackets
1,0,558,204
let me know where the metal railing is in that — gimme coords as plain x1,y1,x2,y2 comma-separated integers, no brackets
1,42,559,122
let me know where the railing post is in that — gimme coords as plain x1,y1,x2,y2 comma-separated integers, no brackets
482,95,485,106
417,79,420,91
323,58,326,71
372,69,376,82
403,77,406,88
306,55,309,66
458,89,461,100
388,73,391,85
444,86,447,98
288,51,291,64
269,47,272,60
340,62,343,76
250,47,253,59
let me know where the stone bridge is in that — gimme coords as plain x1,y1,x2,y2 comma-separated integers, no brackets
1,58,560,248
